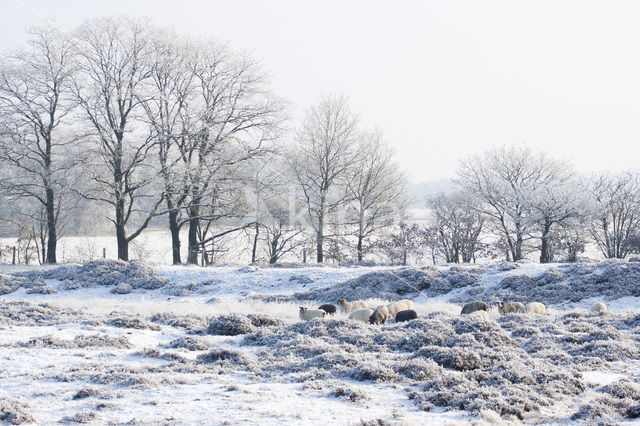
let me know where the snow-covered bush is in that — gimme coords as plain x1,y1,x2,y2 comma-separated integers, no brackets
0,398,34,424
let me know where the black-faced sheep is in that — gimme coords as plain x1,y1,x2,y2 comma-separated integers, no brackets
591,302,607,313
299,307,326,321
348,308,374,323
395,309,418,323
338,298,369,314
318,304,337,315
498,301,525,315
386,299,414,317
461,301,487,315
369,305,390,325
525,302,546,314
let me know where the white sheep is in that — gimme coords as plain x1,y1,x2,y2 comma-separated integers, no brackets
591,302,607,313
498,301,525,315
525,302,546,314
338,298,370,314
348,308,374,323
299,307,326,321
386,299,414,317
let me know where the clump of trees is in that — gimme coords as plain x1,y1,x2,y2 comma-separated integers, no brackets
2,19,639,266
0,18,408,265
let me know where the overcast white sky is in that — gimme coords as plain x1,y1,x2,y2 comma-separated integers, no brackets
2,0,639,183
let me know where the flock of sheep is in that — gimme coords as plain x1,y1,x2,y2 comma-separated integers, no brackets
298,298,609,324
298,298,417,324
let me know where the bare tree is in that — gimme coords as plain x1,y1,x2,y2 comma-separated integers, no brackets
0,25,76,264
379,221,424,266
526,167,588,263
289,94,359,263
456,145,565,262
180,42,284,265
589,172,640,259
428,191,484,263
346,130,408,262
140,34,197,264
73,17,163,261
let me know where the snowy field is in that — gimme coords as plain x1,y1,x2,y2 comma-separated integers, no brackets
1,260,640,424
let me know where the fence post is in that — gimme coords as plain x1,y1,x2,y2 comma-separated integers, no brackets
103,248,106,259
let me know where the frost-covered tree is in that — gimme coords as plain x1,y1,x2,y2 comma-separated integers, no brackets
140,33,197,264
589,172,640,259
289,94,359,263
73,17,163,261
525,166,589,263
181,42,284,265
456,145,570,262
0,25,76,264
428,191,484,263
345,130,408,262
379,221,424,265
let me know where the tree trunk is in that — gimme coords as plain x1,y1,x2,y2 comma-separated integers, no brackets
251,223,259,263
402,248,407,266
316,230,324,263
115,195,129,260
356,235,363,262
116,224,128,261
168,208,181,265
186,209,199,265
269,236,278,264
539,222,552,264
45,186,57,264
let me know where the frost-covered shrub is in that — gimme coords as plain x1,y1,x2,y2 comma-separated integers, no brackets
0,398,34,424
600,381,640,401
394,357,443,381
330,386,370,403
291,268,445,302
197,349,250,368
149,312,209,331
247,314,281,327
72,387,103,400
168,337,210,351
18,333,132,349
357,419,392,426
0,274,24,295
60,411,97,423
26,284,55,294
34,259,168,290
419,346,484,371
206,314,255,336
108,316,161,331
0,300,82,326
349,362,398,383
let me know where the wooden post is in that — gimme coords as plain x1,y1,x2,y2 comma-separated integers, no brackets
12,246,16,265
103,248,106,259
302,249,307,264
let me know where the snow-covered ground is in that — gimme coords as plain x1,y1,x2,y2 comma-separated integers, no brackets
1,260,639,424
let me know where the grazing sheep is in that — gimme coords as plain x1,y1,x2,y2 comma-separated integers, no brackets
395,309,418,323
369,305,391,325
498,301,525,315
299,307,326,321
525,302,546,314
338,298,369,314
386,299,414,317
591,302,607,313
348,308,374,323
461,301,488,315
318,304,337,315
